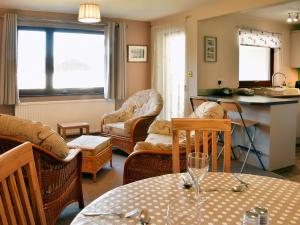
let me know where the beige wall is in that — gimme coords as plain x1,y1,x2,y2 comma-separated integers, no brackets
0,9,151,112
151,0,294,95
125,20,151,97
197,13,298,89
115,19,151,109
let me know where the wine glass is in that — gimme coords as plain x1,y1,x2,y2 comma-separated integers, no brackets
166,196,201,225
187,152,209,204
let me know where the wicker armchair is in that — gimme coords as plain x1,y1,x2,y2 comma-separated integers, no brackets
100,89,163,154
123,101,225,184
0,135,84,225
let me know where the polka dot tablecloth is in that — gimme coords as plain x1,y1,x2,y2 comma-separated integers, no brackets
71,173,300,225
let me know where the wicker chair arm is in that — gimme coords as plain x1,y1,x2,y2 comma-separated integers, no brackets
64,148,82,162
129,116,157,141
123,150,186,184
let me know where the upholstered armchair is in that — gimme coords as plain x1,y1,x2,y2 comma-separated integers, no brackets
100,89,163,154
123,101,225,184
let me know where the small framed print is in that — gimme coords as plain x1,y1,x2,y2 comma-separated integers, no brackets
127,45,147,62
204,36,217,62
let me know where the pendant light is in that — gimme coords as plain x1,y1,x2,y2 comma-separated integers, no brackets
78,2,101,23
287,13,292,23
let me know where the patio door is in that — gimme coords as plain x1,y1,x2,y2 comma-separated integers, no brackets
152,25,186,120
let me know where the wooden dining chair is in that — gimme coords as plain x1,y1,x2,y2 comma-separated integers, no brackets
172,118,232,173
0,142,47,225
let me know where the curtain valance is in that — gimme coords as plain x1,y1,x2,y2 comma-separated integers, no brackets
238,28,281,48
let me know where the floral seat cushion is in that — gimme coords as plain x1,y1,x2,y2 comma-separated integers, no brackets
103,122,130,137
0,114,69,158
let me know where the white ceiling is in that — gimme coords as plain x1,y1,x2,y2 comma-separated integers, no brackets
0,0,212,21
243,0,300,24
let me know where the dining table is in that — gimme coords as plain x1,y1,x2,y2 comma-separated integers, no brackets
71,173,300,225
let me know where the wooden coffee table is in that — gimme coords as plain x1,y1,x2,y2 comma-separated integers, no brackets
67,135,112,182
57,122,89,140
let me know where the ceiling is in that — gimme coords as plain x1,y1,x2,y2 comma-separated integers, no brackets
0,0,212,21
243,0,300,24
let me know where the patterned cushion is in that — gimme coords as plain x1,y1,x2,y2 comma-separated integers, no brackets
0,114,68,158
122,89,163,117
147,120,171,135
103,122,130,137
190,101,224,119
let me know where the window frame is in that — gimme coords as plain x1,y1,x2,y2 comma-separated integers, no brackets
238,46,274,88
18,26,105,97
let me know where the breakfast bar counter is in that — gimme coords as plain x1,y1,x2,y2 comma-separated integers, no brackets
193,95,298,171
203,95,298,105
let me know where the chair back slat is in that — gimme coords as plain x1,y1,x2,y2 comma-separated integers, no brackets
15,169,36,224
2,180,17,224
224,131,232,172
211,131,218,171
203,131,209,155
0,142,47,225
172,118,231,173
172,130,180,173
0,194,8,225
194,131,201,153
185,131,192,159
8,174,27,225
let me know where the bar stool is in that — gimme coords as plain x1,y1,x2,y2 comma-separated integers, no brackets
189,96,208,111
190,96,236,160
219,100,266,173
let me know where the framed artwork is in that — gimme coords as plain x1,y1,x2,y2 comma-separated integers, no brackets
204,36,217,62
127,45,147,62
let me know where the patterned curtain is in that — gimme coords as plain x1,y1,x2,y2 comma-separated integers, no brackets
239,28,281,49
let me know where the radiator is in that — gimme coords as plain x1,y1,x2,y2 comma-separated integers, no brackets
15,99,115,133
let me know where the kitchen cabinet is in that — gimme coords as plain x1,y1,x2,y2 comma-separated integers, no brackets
291,30,300,68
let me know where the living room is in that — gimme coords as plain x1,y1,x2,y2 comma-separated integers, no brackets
0,0,300,225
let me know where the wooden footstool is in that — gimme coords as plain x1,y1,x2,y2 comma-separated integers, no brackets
57,122,89,139
67,135,112,182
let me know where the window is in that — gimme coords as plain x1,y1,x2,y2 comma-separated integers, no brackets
239,45,274,87
17,27,105,96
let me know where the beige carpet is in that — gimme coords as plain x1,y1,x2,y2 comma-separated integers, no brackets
56,148,300,225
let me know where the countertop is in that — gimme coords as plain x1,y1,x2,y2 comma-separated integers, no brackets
193,95,299,105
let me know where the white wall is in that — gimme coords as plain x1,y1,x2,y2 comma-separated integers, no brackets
151,0,293,96
197,13,298,89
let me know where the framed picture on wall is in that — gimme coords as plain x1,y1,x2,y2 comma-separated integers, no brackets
127,45,148,62
204,36,217,62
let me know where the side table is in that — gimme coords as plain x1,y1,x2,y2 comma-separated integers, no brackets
57,122,89,139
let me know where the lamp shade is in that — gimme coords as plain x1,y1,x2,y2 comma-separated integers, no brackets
78,3,101,23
